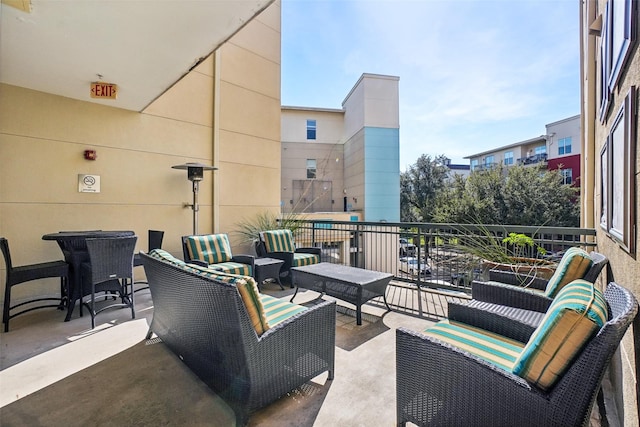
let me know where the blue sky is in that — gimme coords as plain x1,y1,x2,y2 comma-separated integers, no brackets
281,0,580,170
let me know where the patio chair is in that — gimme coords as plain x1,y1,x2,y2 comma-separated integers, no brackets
80,235,137,328
132,229,164,293
182,234,254,276
258,229,321,286
1,237,69,332
447,250,608,342
141,250,335,426
396,280,638,427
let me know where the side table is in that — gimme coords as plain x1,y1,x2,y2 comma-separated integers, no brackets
253,257,285,290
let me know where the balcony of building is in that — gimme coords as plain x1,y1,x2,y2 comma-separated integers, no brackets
2,221,613,426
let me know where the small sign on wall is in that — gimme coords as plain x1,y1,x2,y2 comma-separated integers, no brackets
78,174,100,193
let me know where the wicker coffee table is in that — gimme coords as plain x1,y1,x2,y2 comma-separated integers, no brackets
291,262,393,325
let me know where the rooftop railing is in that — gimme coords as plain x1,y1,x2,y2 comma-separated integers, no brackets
288,219,596,294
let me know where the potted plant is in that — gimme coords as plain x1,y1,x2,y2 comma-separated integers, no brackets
454,226,557,283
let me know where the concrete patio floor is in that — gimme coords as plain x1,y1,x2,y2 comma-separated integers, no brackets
0,280,465,426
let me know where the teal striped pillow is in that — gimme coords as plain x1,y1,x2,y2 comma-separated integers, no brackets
544,247,593,298
262,229,295,253
423,320,524,372
513,279,607,390
185,234,233,264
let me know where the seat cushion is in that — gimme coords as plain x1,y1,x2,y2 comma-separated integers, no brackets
292,253,320,267
513,279,608,390
185,234,233,264
213,261,252,276
423,320,525,372
260,294,307,327
544,247,593,298
262,229,295,253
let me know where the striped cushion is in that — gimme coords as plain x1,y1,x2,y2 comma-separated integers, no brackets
513,279,608,390
260,294,307,327
212,262,252,276
292,253,320,267
149,249,269,336
262,229,296,253
423,320,525,372
544,247,593,298
149,249,187,267
185,234,233,264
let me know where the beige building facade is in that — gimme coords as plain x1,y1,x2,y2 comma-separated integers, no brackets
580,1,639,425
281,73,401,222
1,1,281,306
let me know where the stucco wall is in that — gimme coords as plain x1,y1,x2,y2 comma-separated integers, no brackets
586,0,640,424
0,1,282,307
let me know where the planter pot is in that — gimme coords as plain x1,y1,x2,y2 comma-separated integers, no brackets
482,257,556,280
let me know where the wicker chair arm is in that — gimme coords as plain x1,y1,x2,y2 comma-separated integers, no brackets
488,269,548,291
231,254,255,266
471,280,553,312
396,327,548,427
251,300,335,379
447,302,536,343
186,259,208,268
295,247,322,256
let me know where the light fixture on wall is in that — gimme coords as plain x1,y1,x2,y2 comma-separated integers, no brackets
172,162,217,234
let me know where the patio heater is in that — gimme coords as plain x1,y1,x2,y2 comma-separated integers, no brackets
172,162,217,235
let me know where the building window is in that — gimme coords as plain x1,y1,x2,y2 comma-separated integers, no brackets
504,151,514,165
600,87,636,254
306,119,316,140
535,145,546,155
600,0,635,121
558,137,572,155
561,168,573,185
470,159,478,171
484,155,494,167
306,159,317,179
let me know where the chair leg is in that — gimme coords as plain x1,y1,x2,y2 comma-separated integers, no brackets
128,279,136,320
90,282,96,329
3,282,11,333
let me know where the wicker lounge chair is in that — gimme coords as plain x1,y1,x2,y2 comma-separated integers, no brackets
141,250,335,426
182,233,254,276
396,281,638,427
447,251,608,342
257,229,321,286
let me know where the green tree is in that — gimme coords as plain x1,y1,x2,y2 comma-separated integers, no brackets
433,164,579,226
400,154,450,222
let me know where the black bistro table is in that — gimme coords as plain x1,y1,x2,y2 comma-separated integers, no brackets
291,262,393,325
253,257,285,290
42,230,135,321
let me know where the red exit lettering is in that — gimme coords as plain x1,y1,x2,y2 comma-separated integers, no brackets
90,82,118,99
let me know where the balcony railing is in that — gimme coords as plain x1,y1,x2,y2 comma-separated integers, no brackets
287,220,596,294
517,153,548,165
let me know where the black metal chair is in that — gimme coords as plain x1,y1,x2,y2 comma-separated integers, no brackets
132,230,164,292
80,235,137,328
1,237,69,332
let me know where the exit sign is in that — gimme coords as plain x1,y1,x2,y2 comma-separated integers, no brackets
90,82,118,99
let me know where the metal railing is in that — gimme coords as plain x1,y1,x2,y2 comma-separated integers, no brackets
288,220,597,294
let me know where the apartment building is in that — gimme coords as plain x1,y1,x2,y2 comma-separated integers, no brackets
281,73,401,222
580,1,639,424
465,114,581,185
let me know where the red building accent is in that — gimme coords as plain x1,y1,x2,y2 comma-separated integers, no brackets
547,154,581,186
